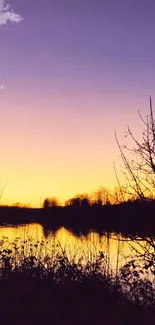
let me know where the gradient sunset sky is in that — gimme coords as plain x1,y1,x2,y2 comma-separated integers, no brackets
0,0,155,206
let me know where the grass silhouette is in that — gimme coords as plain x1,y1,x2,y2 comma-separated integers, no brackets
0,238,154,324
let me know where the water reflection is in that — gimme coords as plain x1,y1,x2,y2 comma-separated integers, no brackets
0,223,149,272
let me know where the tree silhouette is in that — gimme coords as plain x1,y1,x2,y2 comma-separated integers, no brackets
43,197,59,208
115,97,155,200
81,198,90,208
65,194,91,207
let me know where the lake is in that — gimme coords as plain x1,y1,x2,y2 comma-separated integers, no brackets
0,223,151,274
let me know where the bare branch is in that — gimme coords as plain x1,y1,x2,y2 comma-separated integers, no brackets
115,98,155,201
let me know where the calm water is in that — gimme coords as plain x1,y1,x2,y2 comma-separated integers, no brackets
0,223,152,272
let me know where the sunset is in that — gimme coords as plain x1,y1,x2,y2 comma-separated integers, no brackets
0,1,155,324
0,0,155,206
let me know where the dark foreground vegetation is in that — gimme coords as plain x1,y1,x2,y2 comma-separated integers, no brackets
0,239,155,325
0,198,155,237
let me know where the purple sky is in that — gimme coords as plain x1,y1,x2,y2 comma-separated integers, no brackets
0,0,155,205
1,0,155,94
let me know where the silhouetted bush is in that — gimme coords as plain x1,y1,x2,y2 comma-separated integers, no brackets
0,237,154,324
43,197,59,208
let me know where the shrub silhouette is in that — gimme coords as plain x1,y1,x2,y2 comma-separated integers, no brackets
43,197,59,208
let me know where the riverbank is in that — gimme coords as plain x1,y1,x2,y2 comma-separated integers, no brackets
0,199,155,237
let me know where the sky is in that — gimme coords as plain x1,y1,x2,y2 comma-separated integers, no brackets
0,0,155,206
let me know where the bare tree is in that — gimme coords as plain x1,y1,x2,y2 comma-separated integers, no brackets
115,96,155,200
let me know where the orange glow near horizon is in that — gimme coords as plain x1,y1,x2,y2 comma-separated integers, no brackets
0,92,152,207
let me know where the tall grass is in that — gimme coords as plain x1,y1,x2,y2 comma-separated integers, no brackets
0,236,154,308
0,237,154,325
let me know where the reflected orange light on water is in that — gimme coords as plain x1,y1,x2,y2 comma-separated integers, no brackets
0,224,149,272
0,224,44,242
